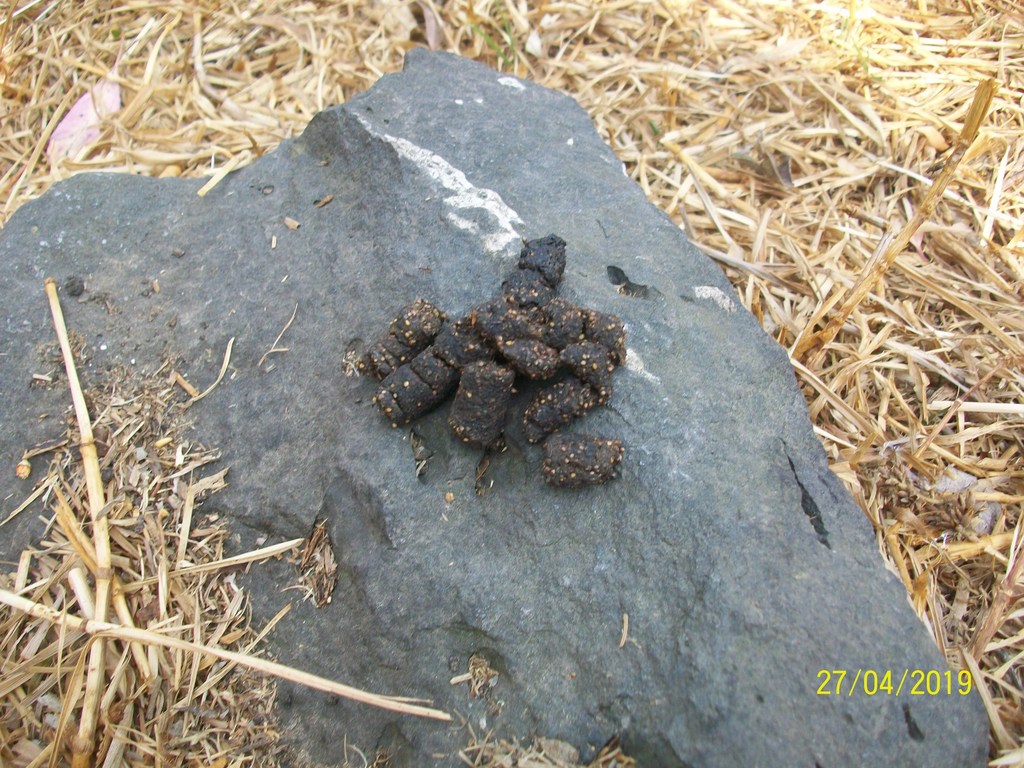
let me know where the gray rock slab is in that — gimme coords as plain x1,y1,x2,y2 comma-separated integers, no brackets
0,49,987,766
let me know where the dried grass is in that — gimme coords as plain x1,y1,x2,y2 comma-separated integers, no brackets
0,365,289,766
459,734,635,767
2,0,1023,764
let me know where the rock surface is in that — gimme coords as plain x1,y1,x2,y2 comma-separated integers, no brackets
0,50,988,766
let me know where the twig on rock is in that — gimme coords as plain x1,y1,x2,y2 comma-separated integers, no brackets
0,588,453,722
259,303,299,369
44,276,116,768
189,336,235,403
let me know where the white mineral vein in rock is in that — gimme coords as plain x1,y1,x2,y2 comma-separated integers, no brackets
497,76,526,90
694,285,737,312
357,115,523,253
625,348,660,384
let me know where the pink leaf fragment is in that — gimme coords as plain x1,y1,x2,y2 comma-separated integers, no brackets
47,72,122,161
419,2,443,51
910,228,926,258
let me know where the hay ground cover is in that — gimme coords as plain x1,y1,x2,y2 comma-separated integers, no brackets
1,0,1022,765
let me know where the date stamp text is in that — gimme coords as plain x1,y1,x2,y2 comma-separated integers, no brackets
816,669,973,697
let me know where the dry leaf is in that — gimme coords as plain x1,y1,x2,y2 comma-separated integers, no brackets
917,125,950,152
419,2,443,50
722,37,811,71
47,72,122,161
250,15,313,50
368,0,417,41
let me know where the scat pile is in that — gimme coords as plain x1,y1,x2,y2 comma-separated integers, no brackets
359,235,625,488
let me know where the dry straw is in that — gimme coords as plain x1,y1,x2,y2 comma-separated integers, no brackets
43,277,119,767
2,0,1023,764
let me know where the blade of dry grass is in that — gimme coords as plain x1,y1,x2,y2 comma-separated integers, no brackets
793,79,997,363
44,277,117,767
0,588,452,722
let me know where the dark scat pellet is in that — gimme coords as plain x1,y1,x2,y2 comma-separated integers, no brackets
363,334,415,380
432,316,492,369
360,235,626,487
409,349,460,392
472,297,545,345
582,308,627,366
541,298,585,350
542,433,624,488
373,369,435,426
500,338,561,380
501,269,555,308
358,298,446,379
449,360,515,448
373,348,458,427
390,298,446,348
560,341,615,405
519,234,567,288
522,377,598,444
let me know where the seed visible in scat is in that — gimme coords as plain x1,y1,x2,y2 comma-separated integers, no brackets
361,334,415,380
374,349,458,427
581,308,627,366
409,348,460,392
358,298,446,379
541,297,585,350
390,298,446,348
432,316,492,369
358,235,627,487
522,377,598,444
500,338,561,379
471,297,547,346
541,432,624,488
449,361,515,448
560,341,615,405
501,269,555,308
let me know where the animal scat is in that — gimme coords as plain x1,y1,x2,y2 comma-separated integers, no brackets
432,316,492,369
518,234,567,287
499,338,561,379
581,308,627,365
357,299,446,379
360,235,626,487
449,360,515,448
522,377,598,444
560,341,615,405
501,269,555,307
542,433,624,488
